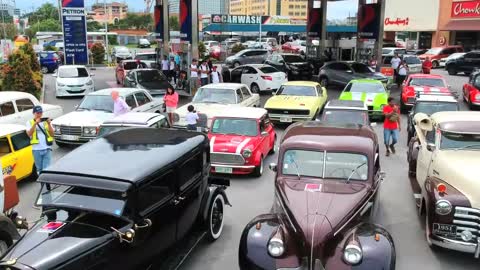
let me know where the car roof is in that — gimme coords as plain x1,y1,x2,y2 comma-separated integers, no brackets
213,107,267,119
282,81,319,87
134,52,156,55
431,112,480,134
325,100,367,110
240,64,273,68
91,88,140,96
0,124,26,137
408,73,444,79
0,91,35,103
42,128,208,184
200,83,246,89
102,112,165,126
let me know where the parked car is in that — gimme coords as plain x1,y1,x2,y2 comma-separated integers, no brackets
133,52,157,68
256,37,278,49
54,65,95,97
0,128,230,269
224,49,268,68
264,53,312,80
400,74,451,113
382,47,406,56
265,81,327,123
173,83,260,128
242,40,262,49
51,88,164,146
317,99,372,126
208,107,275,177
204,40,220,50
111,46,133,62
419,46,464,68
410,111,480,256
222,64,287,93
317,61,388,87
42,39,63,49
239,121,395,270
38,51,60,74
98,112,170,137
123,68,173,99
406,49,428,55
281,42,303,53
403,55,423,74
439,52,465,67
137,38,151,48
339,79,389,119
445,50,480,76
0,124,36,182
462,70,480,109
115,60,148,85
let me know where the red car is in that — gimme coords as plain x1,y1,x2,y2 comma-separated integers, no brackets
418,46,463,68
281,42,302,53
208,107,276,177
462,70,480,109
115,60,147,85
400,74,451,112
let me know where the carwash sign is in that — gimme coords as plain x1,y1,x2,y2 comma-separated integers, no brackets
61,0,88,65
211,15,263,24
451,0,480,18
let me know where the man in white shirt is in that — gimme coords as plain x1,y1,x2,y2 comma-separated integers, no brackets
390,53,401,83
200,61,209,86
190,59,199,96
161,55,169,78
211,66,222,83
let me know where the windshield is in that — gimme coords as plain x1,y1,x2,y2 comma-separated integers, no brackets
440,132,480,150
259,66,279,73
447,53,465,59
404,57,421,64
98,126,130,137
282,150,368,181
321,110,369,125
425,48,442,55
135,54,155,61
211,118,258,136
78,95,113,112
59,67,89,78
137,70,165,84
124,62,147,70
414,102,458,115
382,49,393,55
192,88,237,104
409,78,445,87
36,184,127,216
283,55,304,62
346,82,385,93
277,85,316,96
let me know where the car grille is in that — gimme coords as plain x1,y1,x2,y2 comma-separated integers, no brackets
453,206,480,242
59,125,82,136
211,153,245,165
67,84,84,87
267,109,310,115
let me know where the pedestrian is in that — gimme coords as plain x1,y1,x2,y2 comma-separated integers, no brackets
396,60,408,87
111,90,130,116
161,55,169,79
383,97,401,157
163,86,179,124
186,105,199,131
190,58,199,96
169,56,177,84
211,66,222,83
422,56,433,74
391,53,401,82
200,61,209,86
176,71,189,91
135,59,144,69
26,106,54,176
207,58,213,83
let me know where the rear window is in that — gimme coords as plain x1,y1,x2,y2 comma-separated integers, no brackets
135,54,156,61
124,62,147,70
404,57,421,64
283,55,304,63
259,66,279,73
59,67,89,78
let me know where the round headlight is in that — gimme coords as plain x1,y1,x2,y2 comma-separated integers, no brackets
435,200,452,215
343,244,362,265
86,80,93,86
53,125,61,134
242,148,252,158
267,237,285,257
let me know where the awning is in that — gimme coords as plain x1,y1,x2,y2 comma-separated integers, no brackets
441,20,480,31
202,24,356,33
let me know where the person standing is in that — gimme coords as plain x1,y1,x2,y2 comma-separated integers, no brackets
161,55,169,80
422,56,433,74
190,59,199,96
163,87,179,124
111,90,130,116
383,97,401,157
186,105,199,131
210,66,222,83
169,56,177,84
396,60,408,87
200,61,209,86
390,53,401,82
26,106,54,176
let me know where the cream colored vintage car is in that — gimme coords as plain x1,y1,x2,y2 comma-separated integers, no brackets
412,111,480,257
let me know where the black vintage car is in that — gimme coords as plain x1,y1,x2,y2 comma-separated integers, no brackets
264,53,313,81
0,128,230,269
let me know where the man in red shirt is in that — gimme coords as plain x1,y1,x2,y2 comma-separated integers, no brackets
383,97,401,156
422,57,433,74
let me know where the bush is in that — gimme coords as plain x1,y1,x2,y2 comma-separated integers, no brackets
198,41,206,59
91,43,105,64
231,43,246,54
20,43,41,72
0,50,42,98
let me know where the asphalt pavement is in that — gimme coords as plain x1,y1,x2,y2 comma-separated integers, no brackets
15,68,479,270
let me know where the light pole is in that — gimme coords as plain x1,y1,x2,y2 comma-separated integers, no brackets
104,0,110,63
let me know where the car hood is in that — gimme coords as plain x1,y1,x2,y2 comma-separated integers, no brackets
340,91,388,106
434,150,480,209
56,77,91,85
210,134,258,153
52,110,114,127
265,95,319,109
176,103,239,126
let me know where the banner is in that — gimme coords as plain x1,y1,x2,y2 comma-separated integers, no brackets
357,3,381,40
451,0,480,18
180,0,192,42
307,7,322,38
154,0,164,41
62,0,88,65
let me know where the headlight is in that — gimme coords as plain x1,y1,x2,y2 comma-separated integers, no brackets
242,148,252,158
267,237,285,257
475,93,480,100
435,200,452,215
53,125,61,134
343,244,362,265
86,80,93,86
83,127,98,136
57,82,65,87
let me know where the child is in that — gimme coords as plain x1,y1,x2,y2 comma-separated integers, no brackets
186,105,199,131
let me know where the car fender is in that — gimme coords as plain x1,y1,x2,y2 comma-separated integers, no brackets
0,214,20,246
200,184,231,224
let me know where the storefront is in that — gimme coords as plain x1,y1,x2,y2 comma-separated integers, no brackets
436,0,480,51
383,0,439,49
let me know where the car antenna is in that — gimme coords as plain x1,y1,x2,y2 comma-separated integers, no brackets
346,162,367,183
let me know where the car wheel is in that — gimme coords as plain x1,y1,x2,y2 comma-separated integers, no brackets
207,193,225,241
251,83,260,94
41,66,49,74
269,136,277,155
253,156,264,177
233,62,240,68
400,100,407,114
320,77,328,87
432,61,439,69
0,240,9,256
447,68,457,75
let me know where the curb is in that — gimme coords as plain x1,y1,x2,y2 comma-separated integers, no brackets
40,77,46,103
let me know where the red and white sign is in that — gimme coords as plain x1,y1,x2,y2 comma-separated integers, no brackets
451,0,480,18
384,17,409,26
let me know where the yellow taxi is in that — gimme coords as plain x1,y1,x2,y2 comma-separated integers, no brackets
0,124,35,181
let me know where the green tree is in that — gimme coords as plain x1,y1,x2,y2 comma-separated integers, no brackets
27,18,62,38
87,21,103,31
231,44,246,54
0,23,18,39
91,43,105,64
198,42,207,61
28,3,59,25
169,16,179,31
20,43,41,72
1,50,42,98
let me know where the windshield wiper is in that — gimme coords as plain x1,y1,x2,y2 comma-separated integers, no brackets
346,162,367,183
453,144,480,151
290,158,301,180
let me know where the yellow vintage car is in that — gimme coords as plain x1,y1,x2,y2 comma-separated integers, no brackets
264,81,328,123
0,124,36,181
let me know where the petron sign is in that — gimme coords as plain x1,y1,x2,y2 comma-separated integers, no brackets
61,0,88,65
451,0,480,18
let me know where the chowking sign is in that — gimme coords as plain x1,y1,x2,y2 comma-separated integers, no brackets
451,0,480,18
211,15,262,24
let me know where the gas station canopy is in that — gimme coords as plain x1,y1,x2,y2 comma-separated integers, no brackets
202,24,356,33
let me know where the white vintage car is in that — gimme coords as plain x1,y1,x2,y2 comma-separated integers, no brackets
173,83,260,128
0,91,63,125
52,88,163,146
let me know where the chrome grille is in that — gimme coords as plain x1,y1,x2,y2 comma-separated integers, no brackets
267,109,310,115
59,125,82,136
453,206,480,241
211,153,245,165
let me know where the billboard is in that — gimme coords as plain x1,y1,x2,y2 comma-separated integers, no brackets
180,0,192,42
307,3,322,38
357,3,381,40
154,1,164,41
62,0,85,8
451,0,480,18
62,0,88,65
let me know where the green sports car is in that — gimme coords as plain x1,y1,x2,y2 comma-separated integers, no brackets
339,79,389,119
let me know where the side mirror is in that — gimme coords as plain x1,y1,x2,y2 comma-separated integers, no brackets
74,104,79,109
269,163,277,172
426,142,435,151
261,131,268,137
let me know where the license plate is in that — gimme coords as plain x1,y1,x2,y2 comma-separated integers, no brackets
433,223,457,237
61,135,79,141
215,167,233,174
280,117,292,123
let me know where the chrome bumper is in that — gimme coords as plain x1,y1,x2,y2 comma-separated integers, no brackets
268,114,312,122
431,235,480,258
211,163,255,169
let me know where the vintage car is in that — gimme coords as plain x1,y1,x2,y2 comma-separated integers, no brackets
52,88,164,146
239,122,395,270
208,107,275,177
412,111,480,256
97,112,170,137
317,99,373,127
0,128,230,269
173,83,260,128
0,124,36,182
123,68,174,99
339,79,389,119
400,74,451,113
462,70,480,109
264,81,328,123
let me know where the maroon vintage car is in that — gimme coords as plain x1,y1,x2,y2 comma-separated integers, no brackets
239,122,395,270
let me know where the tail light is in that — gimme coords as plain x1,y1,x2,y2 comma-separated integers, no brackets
262,75,272,81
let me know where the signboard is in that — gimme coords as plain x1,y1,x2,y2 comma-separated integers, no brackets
154,0,164,41
61,0,88,65
357,3,381,40
211,14,262,24
180,0,192,42
384,0,438,31
451,0,480,18
307,0,322,38
384,17,409,26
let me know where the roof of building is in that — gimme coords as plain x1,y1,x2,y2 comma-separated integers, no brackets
203,24,356,33
212,107,267,119
101,112,165,126
0,124,26,138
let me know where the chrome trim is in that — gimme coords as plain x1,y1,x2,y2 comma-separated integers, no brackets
455,213,480,221
211,164,255,169
430,235,479,258
210,152,246,165
453,220,480,228
457,206,480,214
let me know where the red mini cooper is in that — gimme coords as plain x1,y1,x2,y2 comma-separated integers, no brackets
400,74,451,113
462,70,480,109
208,107,276,177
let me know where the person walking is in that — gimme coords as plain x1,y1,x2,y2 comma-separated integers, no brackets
390,53,401,83
396,60,408,87
422,56,433,74
26,106,54,176
163,87,179,124
161,55,169,80
169,56,177,84
210,66,222,83
186,105,199,131
111,90,130,116
190,59,199,96
383,97,401,157
200,61,209,86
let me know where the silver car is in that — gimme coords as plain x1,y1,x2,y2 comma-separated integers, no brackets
403,55,423,74
224,49,268,68
111,46,132,61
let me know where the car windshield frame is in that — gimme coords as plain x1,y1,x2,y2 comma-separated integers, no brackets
192,87,237,104
440,131,480,151
409,78,446,87
77,94,114,112
276,85,317,96
321,109,369,125
413,101,458,115
58,67,89,78
345,82,386,93
210,117,258,136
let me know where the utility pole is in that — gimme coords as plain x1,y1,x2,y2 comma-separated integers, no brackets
104,0,110,63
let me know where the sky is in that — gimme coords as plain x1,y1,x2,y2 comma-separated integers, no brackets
17,0,358,20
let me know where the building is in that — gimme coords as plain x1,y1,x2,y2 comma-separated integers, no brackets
168,0,228,15
91,1,128,24
0,0,14,16
230,0,308,18
13,8,20,16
